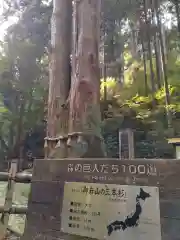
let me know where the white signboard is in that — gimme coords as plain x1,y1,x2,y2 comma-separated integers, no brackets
176,146,180,159
61,182,161,240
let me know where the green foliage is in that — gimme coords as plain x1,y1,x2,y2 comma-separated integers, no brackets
101,47,180,158
0,0,51,160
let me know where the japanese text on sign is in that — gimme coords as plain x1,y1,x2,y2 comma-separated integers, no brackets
61,182,161,240
71,184,126,198
67,163,157,176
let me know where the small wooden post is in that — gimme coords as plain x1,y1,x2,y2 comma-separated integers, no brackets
0,160,17,240
119,131,122,160
119,129,135,160
127,129,135,159
168,138,180,159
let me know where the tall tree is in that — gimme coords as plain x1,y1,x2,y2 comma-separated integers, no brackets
68,0,106,158
173,0,180,34
46,0,72,158
138,2,149,95
140,29,148,95
143,0,156,96
156,0,172,127
151,0,162,89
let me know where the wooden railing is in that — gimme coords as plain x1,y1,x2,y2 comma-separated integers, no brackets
0,160,32,239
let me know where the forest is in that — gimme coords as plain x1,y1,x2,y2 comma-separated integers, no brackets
0,0,180,163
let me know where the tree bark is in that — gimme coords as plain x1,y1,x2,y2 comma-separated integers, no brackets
68,0,106,158
46,0,72,157
143,0,156,96
174,0,180,34
151,0,161,89
138,4,148,96
154,34,161,89
103,63,107,101
130,21,140,61
140,33,148,96
156,0,172,127
16,94,25,170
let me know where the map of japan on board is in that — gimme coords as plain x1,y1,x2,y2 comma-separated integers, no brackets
61,182,161,240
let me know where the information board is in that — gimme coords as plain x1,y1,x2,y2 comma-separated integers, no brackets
22,159,180,240
61,182,161,240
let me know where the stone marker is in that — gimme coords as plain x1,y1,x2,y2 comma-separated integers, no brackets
21,159,180,240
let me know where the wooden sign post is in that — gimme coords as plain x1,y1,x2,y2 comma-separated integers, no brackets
119,129,134,160
22,159,180,240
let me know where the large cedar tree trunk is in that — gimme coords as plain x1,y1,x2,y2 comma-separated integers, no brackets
46,0,72,158
68,0,106,158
